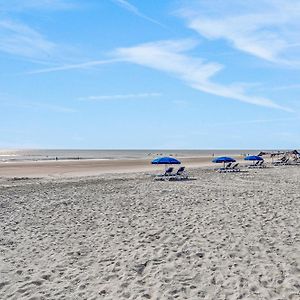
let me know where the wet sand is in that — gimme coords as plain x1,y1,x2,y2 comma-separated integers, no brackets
0,155,244,178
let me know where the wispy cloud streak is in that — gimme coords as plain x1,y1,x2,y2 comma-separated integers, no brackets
0,99,76,113
79,92,161,101
258,84,300,92
26,59,120,74
0,19,56,59
112,0,167,29
207,117,298,128
0,1,78,62
113,39,290,111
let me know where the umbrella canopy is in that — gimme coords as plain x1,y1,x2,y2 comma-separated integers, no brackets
151,157,181,165
212,156,236,163
244,155,263,161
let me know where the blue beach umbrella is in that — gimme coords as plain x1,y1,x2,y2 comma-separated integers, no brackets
212,156,236,163
151,157,181,165
244,155,263,161
212,156,236,168
244,155,263,165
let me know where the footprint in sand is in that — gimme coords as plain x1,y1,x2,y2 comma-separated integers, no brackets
0,281,9,290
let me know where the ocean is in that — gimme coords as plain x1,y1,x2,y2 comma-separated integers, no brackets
0,149,280,163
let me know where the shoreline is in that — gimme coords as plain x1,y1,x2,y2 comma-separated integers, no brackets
0,155,250,178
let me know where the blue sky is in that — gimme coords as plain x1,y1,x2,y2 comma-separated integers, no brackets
1,0,300,149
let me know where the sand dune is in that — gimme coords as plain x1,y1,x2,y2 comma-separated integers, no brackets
0,166,299,299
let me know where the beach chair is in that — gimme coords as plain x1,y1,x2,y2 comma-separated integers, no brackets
275,157,290,166
291,157,299,164
248,161,260,168
154,167,174,180
258,160,266,168
292,157,300,165
219,163,240,173
170,166,188,180
230,163,240,172
282,158,290,165
218,163,232,173
273,157,286,166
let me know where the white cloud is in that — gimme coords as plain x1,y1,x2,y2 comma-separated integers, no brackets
79,93,162,101
111,0,167,29
258,84,300,91
113,39,290,111
0,99,76,113
206,117,298,128
28,102,77,113
26,59,119,74
0,19,57,59
0,1,78,61
179,0,300,64
28,39,291,110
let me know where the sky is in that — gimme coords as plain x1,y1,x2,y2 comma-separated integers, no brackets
1,0,300,149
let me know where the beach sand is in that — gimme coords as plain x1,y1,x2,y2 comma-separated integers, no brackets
0,165,299,299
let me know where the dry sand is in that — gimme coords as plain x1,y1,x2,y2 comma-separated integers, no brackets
0,165,299,299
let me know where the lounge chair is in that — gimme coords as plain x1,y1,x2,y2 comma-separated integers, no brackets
257,160,266,168
219,163,240,173
154,167,174,180
248,161,260,168
218,163,232,173
230,163,240,172
249,160,266,169
291,157,300,165
170,166,188,180
282,158,290,165
273,157,286,166
274,157,290,166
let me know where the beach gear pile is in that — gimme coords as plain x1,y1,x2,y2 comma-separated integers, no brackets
151,150,300,179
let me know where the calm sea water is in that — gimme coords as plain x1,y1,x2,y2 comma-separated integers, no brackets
0,149,281,162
